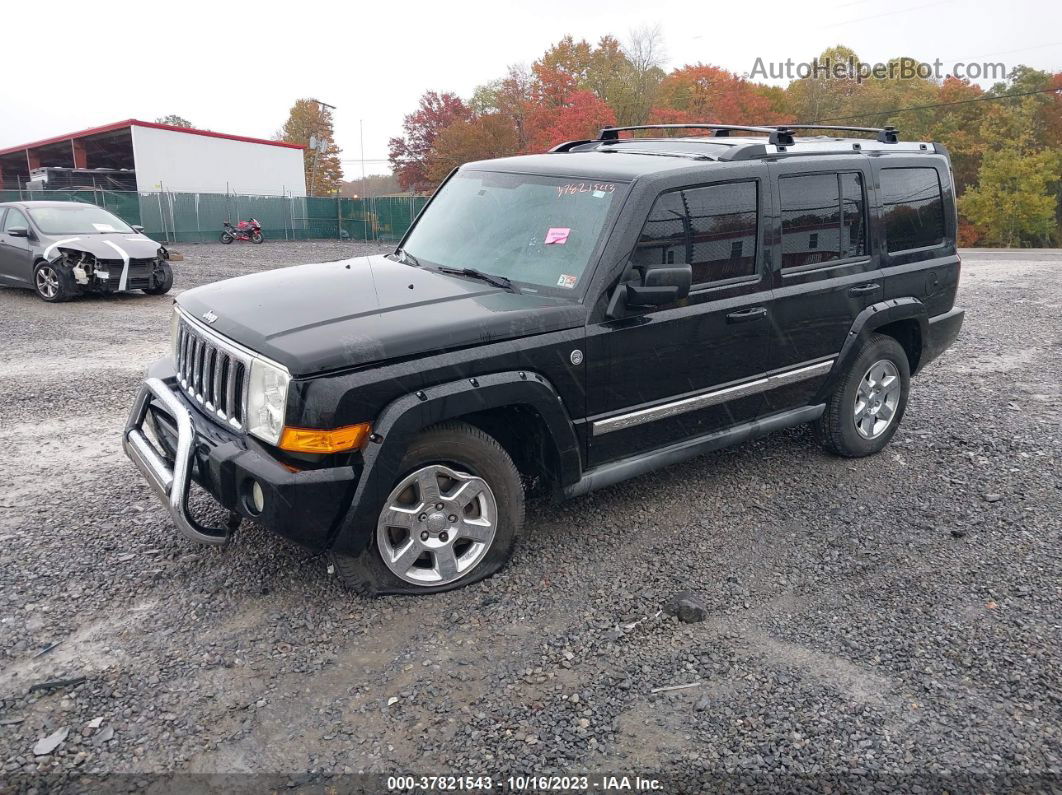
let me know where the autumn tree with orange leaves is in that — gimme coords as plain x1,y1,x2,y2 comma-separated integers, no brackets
386,35,1061,245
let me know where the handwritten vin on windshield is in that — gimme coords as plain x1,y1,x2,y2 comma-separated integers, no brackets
556,182,615,198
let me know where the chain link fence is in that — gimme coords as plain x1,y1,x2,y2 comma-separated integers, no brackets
0,189,428,244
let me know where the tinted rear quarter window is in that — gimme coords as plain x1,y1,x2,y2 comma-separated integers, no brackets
880,167,945,252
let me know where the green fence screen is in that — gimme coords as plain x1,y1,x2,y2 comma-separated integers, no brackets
0,189,428,244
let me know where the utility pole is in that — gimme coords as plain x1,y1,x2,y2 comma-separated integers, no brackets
308,98,336,197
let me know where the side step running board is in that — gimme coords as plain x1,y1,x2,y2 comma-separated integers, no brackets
564,405,825,498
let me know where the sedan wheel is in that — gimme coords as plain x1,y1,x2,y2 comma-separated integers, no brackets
35,265,60,299
376,464,498,587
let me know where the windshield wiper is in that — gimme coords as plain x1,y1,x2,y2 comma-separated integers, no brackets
436,266,516,291
393,248,421,267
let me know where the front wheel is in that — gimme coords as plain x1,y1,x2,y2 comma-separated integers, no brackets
220,232,234,244
816,333,910,457
33,261,75,302
331,421,524,596
251,232,263,244
143,261,173,295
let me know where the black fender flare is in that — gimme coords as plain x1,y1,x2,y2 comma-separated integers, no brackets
814,298,928,402
328,370,581,557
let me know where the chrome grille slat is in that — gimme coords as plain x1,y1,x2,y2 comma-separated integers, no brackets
224,358,237,423
203,346,215,407
173,312,253,431
190,337,201,395
180,328,191,383
212,352,224,411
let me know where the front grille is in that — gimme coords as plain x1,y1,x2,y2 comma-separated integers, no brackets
174,314,249,429
99,258,154,278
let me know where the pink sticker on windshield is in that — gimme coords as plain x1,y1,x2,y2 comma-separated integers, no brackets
545,227,570,245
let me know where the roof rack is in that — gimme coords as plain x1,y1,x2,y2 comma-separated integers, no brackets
756,124,899,144
549,122,904,156
597,124,797,146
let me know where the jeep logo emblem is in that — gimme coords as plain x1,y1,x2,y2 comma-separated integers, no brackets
202,310,219,324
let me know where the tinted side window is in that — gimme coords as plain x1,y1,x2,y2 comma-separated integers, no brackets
841,173,867,258
634,181,758,285
780,173,868,267
634,192,686,268
2,208,27,233
880,167,945,252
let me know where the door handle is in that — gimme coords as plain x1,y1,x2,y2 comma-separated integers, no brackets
848,282,880,296
726,307,767,324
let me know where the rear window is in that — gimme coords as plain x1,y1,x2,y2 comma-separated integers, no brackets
880,168,946,252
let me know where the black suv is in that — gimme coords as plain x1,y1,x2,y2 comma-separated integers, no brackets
123,123,964,595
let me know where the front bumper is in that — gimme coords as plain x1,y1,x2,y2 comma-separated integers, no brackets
122,360,358,549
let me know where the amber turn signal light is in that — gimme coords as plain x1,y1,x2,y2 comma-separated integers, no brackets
278,422,372,454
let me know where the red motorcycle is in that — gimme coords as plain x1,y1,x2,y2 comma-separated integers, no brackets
220,218,263,244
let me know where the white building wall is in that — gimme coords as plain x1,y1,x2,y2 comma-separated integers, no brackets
130,125,307,196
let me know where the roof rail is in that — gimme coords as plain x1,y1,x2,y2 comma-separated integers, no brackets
597,124,796,146
757,123,899,144
548,139,595,153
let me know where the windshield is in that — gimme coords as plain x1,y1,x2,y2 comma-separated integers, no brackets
401,170,625,294
27,204,135,235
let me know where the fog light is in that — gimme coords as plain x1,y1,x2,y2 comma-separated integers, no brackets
250,481,265,514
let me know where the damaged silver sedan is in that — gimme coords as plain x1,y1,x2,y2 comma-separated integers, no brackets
0,200,173,302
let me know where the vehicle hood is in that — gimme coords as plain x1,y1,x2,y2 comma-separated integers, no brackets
42,232,162,261
176,255,586,376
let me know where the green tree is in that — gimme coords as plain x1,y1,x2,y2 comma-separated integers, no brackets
959,147,1062,246
155,114,193,128
783,45,868,123
277,99,343,196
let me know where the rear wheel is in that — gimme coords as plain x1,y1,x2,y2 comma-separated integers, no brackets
331,421,524,596
220,232,234,244
33,261,75,302
816,333,910,457
143,261,173,295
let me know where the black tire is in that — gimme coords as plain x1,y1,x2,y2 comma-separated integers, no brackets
332,421,525,596
816,333,910,457
33,261,76,303
220,232,234,244
142,261,173,295
251,232,264,244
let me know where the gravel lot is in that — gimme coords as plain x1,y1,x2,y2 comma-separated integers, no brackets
0,243,1059,792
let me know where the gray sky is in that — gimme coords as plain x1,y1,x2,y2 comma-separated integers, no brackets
4,0,1060,178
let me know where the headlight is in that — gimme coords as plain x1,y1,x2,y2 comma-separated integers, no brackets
246,357,290,446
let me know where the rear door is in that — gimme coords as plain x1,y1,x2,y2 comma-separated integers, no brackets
761,160,881,412
585,175,773,466
0,207,34,285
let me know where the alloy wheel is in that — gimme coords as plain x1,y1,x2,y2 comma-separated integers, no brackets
376,464,497,587
854,359,901,439
35,266,60,299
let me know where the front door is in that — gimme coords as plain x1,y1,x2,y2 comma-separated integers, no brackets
0,208,34,285
585,178,773,467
